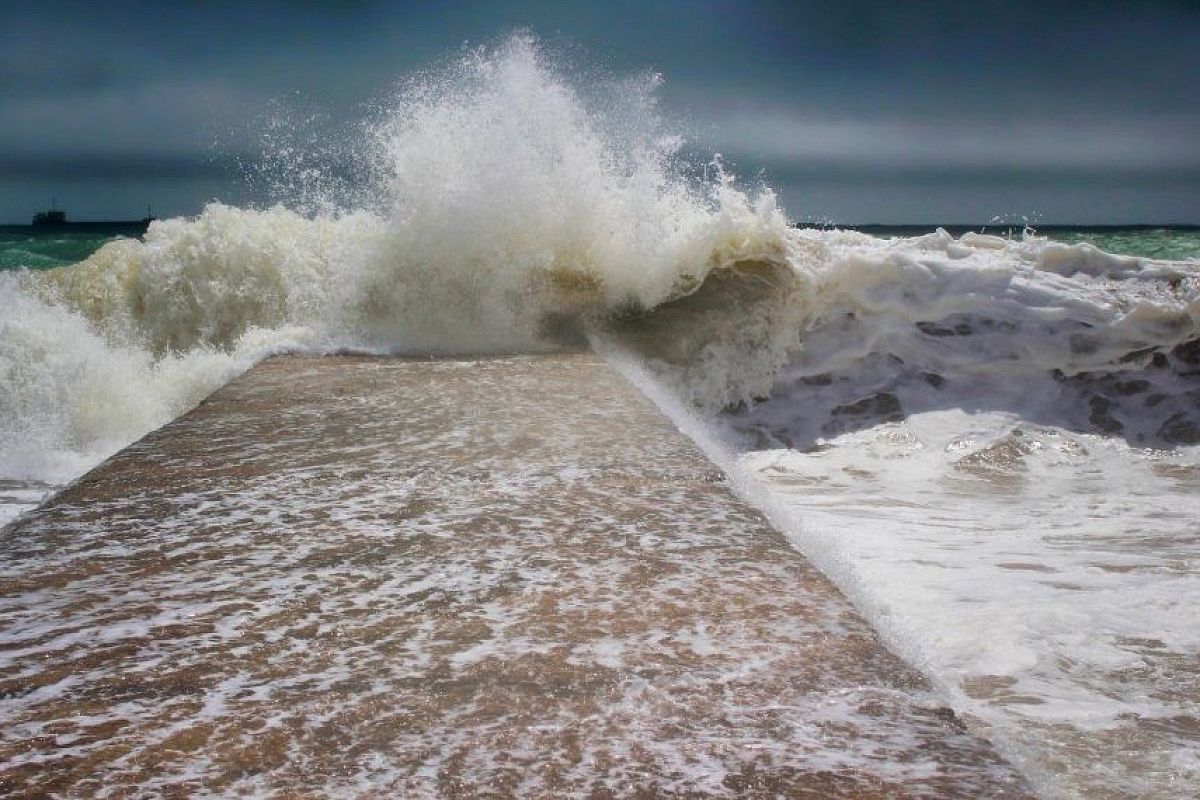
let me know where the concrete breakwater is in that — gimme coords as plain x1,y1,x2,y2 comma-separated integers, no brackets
0,353,1030,797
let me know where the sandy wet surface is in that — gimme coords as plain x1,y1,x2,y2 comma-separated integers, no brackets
0,353,1029,797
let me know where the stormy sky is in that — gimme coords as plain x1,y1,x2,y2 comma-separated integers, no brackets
2,0,1198,223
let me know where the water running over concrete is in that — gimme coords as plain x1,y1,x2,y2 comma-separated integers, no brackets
0,354,1029,797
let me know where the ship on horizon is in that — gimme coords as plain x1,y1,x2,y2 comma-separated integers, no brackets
31,209,68,226
29,201,155,231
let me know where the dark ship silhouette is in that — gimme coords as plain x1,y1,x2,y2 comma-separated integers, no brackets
27,201,155,234
32,209,68,226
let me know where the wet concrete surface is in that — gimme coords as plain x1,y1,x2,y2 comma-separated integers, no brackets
0,353,1031,797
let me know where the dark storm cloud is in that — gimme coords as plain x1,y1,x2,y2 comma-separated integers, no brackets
0,154,230,181
1,0,1197,221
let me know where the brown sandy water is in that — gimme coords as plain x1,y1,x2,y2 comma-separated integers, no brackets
0,354,1029,797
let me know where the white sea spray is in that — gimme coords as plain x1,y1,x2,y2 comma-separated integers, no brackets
2,31,1200,799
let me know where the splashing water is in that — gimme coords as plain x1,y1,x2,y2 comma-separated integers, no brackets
0,35,790,487
2,32,1200,798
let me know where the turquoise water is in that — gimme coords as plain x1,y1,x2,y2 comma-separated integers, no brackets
2,225,1197,272
1047,228,1200,261
0,229,129,271
848,225,1200,262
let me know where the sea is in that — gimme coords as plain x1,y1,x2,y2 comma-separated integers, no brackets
1,35,1198,799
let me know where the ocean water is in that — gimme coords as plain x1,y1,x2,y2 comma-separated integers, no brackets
1050,228,1200,262
0,229,127,271
1,34,1198,798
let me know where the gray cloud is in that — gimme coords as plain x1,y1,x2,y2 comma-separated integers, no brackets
1,0,1197,222
703,111,1200,171
0,79,258,157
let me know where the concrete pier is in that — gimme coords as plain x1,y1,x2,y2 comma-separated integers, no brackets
0,354,1030,797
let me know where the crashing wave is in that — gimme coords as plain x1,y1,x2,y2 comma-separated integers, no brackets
2,32,1199,483
3,32,1200,800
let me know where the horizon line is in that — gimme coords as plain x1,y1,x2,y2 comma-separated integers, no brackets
3,218,1200,229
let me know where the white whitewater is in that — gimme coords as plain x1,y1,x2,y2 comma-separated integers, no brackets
686,229,1200,799
1,33,1198,798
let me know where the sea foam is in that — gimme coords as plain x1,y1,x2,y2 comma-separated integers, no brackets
2,32,1200,798
1,34,795,484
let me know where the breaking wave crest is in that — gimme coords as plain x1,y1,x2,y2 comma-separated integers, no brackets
0,35,791,483
2,32,1199,483
3,32,1200,799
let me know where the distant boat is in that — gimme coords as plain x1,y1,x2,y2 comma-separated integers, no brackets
26,205,154,233
32,209,68,226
